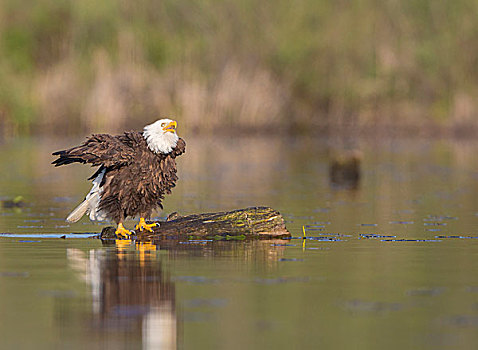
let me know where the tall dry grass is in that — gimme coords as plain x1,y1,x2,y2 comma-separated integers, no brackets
34,47,288,134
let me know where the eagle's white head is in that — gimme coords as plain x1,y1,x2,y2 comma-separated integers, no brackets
143,118,179,154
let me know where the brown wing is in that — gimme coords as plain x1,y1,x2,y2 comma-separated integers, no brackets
171,138,186,158
52,133,137,167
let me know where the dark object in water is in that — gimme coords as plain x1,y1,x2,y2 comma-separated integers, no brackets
101,206,291,240
279,258,304,262
329,150,361,189
2,196,25,208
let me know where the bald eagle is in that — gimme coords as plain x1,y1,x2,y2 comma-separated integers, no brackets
52,119,186,238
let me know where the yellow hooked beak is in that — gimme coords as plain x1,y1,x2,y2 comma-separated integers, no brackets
163,120,177,133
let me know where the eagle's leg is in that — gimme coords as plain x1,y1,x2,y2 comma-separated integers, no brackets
135,217,158,232
115,222,131,239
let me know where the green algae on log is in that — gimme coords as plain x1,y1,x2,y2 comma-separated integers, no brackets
101,206,291,240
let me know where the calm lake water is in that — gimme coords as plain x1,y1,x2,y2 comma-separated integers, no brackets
1,135,478,349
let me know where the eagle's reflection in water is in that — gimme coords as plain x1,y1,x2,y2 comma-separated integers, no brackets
67,240,176,350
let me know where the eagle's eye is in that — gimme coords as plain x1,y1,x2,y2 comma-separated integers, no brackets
161,122,166,127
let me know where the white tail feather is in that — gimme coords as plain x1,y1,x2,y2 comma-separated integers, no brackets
66,197,93,223
67,168,106,223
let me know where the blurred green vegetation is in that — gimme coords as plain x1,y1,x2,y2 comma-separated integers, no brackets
1,0,478,135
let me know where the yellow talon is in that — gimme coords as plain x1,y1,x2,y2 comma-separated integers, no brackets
115,223,131,239
135,217,158,232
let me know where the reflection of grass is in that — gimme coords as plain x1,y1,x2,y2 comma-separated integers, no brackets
2,0,478,135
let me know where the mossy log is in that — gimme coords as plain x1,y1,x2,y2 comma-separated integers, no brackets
101,206,291,240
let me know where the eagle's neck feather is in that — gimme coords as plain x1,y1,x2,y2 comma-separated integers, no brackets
143,125,179,154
